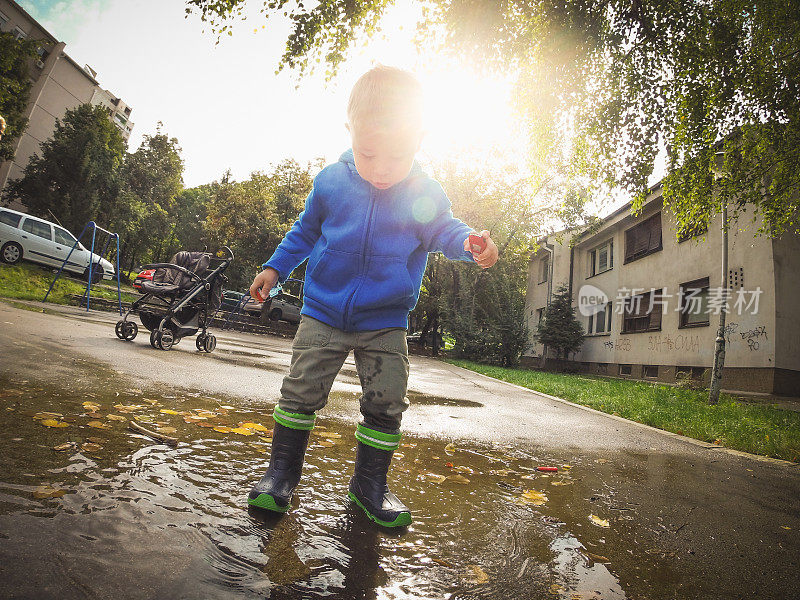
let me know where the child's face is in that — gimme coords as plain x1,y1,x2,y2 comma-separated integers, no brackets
349,124,422,190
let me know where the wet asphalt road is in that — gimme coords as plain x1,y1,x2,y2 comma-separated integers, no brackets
0,300,798,599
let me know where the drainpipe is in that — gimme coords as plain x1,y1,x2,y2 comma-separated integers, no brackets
541,243,555,367
709,151,728,405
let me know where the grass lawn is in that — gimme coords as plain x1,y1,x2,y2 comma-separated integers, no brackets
0,262,138,306
448,359,800,463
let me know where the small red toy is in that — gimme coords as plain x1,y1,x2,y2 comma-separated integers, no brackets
536,466,559,472
469,233,487,254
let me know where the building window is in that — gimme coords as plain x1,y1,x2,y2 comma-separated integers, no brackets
643,365,659,378
679,277,710,328
619,364,632,376
536,308,544,326
588,239,613,276
539,255,549,284
624,213,662,263
12,26,27,40
587,302,612,334
0,11,10,30
622,289,663,333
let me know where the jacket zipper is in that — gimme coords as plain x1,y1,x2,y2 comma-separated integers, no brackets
342,187,376,329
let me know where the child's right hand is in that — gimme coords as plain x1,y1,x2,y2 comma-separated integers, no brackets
250,268,279,302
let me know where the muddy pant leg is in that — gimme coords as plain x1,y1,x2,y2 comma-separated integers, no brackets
280,317,350,414
353,327,410,433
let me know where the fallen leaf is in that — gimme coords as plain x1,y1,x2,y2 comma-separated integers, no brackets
157,426,177,435
317,440,335,447
183,416,206,423
589,515,610,528
230,427,255,436
521,490,548,505
322,432,341,439
220,405,235,410
53,443,73,451
454,465,474,474
105,414,126,421
33,412,62,420
465,564,489,584
401,443,417,448
40,419,69,428
81,442,103,452
160,409,179,415
393,452,404,459
490,469,513,477
239,422,270,432
781,526,791,530
213,426,233,433
249,443,267,452
133,414,153,422
87,412,103,419
82,402,101,411
448,474,470,484
195,410,217,418
33,485,67,499
585,552,610,563
196,421,216,428
561,465,573,469
444,443,456,455
86,421,111,430
422,473,448,484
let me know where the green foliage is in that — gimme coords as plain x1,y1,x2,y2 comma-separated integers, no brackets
204,159,317,289
3,104,125,234
536,283,584,360
187,0,800,236
0,32,39,160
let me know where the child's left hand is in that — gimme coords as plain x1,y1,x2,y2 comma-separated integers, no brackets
464,230,499,269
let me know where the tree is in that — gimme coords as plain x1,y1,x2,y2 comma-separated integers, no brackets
0,32,39,160
114,128,184,272
186,0,800,236
204,159,316,289
3,103,125,234
536,284,584,363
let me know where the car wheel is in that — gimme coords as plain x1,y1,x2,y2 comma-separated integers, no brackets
1,242,22,265
269,308,282,321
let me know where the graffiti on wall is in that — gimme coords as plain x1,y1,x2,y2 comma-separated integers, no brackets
647,334,700,353
603,338,631,351
740,326,768,351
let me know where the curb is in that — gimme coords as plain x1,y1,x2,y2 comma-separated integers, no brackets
444,362,798,469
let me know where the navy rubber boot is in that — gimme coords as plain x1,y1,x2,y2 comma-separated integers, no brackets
248,408,315,512
348,425,411,528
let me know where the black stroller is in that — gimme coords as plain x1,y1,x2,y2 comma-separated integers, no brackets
114,247,233,352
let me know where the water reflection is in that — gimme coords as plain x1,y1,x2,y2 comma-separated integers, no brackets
0,375,680,599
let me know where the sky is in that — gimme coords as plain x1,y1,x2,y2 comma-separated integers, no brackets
19,0,526,189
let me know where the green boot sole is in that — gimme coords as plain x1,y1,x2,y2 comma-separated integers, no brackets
348,491,412,527
248,493,290,513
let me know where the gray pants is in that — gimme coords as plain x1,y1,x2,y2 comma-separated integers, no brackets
279,316,410,432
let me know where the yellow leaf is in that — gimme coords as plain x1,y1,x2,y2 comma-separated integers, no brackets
33,485,67,499
317,440,335,447
422,473,447,484
40,419,69,428
239,422,269,432
589,514,610,528
82,402,101,411
448,474,470,484
81,442,103,452
249,443,267,452
230,427,255,436
454,465,474,474
521,490,548,505
259,435,273,442
444,443,456,455
323,432,341,439
781,526,791,530
86,420,111,430
220,405,235,410
52,443,73,451
401,443,417,448
465,565,489,584
183,416,205,423
157,426,177,434
393,452,404,459
195,410,217,418
562,465,573,469
33,412,62,420
160,409,179,415
213,426,232,433
105,414,126,421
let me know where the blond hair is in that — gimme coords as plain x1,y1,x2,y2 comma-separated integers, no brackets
347,65,423,132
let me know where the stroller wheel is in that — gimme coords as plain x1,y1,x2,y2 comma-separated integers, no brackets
123,321,138,341
196,333,206,351
115,320,125,340
203,334,217,353
159,329,174,351
150,329,162,349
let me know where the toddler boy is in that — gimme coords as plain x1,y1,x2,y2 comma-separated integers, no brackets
248,65,498,527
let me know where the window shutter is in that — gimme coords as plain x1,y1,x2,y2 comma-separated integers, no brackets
648,289,663,330
625,229,636,262
598,247,608,272
648,214,662,253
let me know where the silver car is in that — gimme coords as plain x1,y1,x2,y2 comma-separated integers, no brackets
0,208,114,281
266,293,302,324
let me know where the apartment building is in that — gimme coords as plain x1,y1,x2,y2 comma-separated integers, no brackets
524,185,800,396
0,0,133,202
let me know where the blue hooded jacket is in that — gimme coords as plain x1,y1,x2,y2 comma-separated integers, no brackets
264,149,475,332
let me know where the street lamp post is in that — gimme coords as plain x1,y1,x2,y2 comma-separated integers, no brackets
709,151,728,405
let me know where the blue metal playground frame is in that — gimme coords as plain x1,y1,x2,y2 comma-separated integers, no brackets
42,221,123,314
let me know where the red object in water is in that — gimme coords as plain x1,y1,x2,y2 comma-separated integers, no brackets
469,233,487,254
536,466,559,472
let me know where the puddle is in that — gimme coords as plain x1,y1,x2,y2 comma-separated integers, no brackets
0,374,705,600
330,390,482,408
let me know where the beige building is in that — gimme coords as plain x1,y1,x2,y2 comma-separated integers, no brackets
0,0,133,203
524,184,800,397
